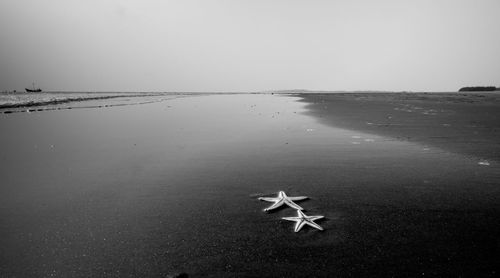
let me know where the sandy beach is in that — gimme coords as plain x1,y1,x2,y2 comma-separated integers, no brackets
0,93,499,277
299,92,500,162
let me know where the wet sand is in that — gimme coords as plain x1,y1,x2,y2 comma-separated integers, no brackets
298,92,500,161
0,94,499,277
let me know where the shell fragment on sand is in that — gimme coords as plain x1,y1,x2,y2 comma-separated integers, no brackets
478,160,490,166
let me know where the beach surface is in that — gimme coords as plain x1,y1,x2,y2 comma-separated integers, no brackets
0,93,499,277
298,92,500,161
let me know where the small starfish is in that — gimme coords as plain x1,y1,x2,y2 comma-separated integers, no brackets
282,210,324,232
258,191,307,211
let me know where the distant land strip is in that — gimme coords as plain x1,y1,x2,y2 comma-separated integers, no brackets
458,86,499,92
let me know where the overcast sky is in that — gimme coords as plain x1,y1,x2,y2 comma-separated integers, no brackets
1,0,499,92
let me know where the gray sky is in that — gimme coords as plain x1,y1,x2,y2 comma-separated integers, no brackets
1,0,499,92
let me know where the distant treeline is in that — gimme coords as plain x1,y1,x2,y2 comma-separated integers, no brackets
459,86,499,92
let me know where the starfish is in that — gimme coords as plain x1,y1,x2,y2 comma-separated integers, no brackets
258,191,307,212
282,210,324,232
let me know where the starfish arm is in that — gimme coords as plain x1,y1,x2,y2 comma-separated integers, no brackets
258,197,279,202
264,199,284,211
305,220,323,231
308,216,324,221
296,210,306,217
288,196,308,201
282,216,301,221
295,220,307,232
284,199,304,210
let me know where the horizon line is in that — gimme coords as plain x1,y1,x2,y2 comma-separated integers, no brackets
3,87,500,94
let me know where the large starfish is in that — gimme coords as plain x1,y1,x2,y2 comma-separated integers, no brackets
282,210,324,232
258,191,307,212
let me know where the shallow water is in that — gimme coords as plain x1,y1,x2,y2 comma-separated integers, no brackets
0,94,498,277
0,91,183,113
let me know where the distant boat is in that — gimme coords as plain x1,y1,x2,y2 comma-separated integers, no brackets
25,82,42,93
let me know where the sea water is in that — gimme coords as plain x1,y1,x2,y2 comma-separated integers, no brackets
0,91,181,113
